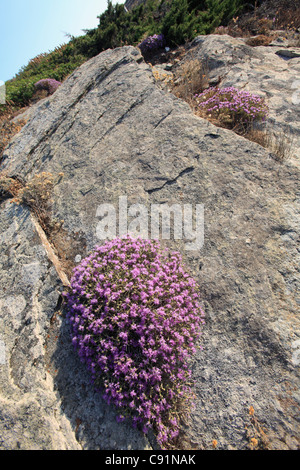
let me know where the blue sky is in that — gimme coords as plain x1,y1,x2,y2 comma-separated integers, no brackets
0,0,117,82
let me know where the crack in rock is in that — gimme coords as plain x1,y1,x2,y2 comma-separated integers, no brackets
30,215,70,287
145,166,195,194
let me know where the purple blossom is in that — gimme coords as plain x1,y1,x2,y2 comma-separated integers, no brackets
195,86,268,130
34,78,62,95
63,235,204,449
138,34,166,55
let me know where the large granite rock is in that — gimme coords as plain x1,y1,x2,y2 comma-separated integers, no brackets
124,0,146,11
1,44,299,450
172,34,300,158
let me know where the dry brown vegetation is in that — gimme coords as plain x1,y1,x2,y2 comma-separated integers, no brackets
245,34,273,46
228,0,300,35
212,0,300,48
170,58,209,109
244,127,295,162
0,170,85,280
0,103,27,161
245,406,272,450
9,172,64,234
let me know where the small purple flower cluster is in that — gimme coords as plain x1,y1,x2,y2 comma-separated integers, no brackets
34,78,62,95
63,235,204,448
195,86,268,128
138,34,165,55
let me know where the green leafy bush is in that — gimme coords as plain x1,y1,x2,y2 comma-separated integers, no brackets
161,0,248,45
5,43,87,106
5,0,254,108
6,78,37,106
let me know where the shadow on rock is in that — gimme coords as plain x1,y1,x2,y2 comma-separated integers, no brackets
47,302,153,450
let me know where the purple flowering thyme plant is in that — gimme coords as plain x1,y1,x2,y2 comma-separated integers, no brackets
195,86,268,132
63,236,204,448
138,34,166,55
34,78,62,95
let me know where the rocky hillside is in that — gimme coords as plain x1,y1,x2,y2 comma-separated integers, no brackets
152,33,300,158
0,20,299,451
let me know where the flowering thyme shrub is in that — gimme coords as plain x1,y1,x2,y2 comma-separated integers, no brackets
34,78,62,95
195,86,268,132
138,34,166,55
64,236,204,448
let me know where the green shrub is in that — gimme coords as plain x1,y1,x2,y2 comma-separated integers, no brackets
161,0,249,45
93,0,161,53
6,78,37,106
5,0,253,108
5,43,87,106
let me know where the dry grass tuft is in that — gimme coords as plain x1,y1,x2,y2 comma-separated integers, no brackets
245,34,273,47
245,127,295,162
0,173,23,201
9,172,64,235
0,169,85,281
245,406,272,450
170,58,209,110
0,103,27,161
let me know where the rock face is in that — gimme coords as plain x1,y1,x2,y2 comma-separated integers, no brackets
0,43,299,450
174,34,300,158
124,0,146,11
